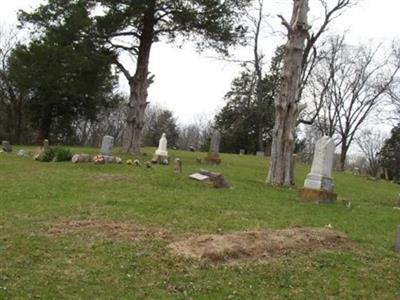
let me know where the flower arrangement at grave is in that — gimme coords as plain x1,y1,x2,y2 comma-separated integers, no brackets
94,155,105,164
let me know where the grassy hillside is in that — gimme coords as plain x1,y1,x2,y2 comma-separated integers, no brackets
1,147,399,299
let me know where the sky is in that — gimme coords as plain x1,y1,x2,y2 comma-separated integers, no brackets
1,0,399,125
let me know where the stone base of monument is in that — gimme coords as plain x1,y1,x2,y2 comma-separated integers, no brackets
151,154,168,164
298,188,337,204
205,155,221,165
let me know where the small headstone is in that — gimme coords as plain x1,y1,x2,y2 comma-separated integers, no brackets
299,136,337,203
256,151,264,157
189,173,209,181
126,159,133,165
175,158,182,173
199,170,230,188
134,159,142,167
396,225,400,253
189,146,195,152
206,129,221,164
100,135,114,156
239,149,245,155
145,161,152,168
2,141,12,153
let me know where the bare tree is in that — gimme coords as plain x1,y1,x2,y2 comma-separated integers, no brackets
73,96,127,147
0,25,25,144
267,0,354,186
356,129,387,177
248,0,267,152
310,36,400,170
177,114,213,151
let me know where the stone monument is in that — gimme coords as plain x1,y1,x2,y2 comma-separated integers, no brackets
100,135,114,156
205,130,221,165
299,136,337,203
152,133,168,163
2,141,12,153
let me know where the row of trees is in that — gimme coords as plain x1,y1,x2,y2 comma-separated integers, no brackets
1,0,252,148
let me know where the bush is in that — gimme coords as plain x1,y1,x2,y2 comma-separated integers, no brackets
38,147,72,162
39,148,56,162
53,147,72,162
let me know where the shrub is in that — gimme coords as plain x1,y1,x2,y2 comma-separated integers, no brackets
39,148,56,162
38,147,72,162
53,147,72,162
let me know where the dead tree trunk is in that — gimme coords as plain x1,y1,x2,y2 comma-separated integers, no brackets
267,0,309,186
122,3,155,154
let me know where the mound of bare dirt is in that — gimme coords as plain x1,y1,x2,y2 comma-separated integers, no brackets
169,228,350,264
47,219,169,241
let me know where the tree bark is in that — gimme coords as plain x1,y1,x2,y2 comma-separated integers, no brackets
122,2,155,154
339,142,348,171
37,112,52,145
267,0,309,186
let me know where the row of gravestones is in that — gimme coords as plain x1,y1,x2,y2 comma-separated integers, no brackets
0,134,387,205
3,135,400,251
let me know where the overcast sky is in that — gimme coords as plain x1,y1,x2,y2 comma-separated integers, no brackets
1,0,399,125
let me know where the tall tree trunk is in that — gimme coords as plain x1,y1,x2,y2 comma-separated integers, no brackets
339,142,348,171
36,107,52,145
14,98,23,145
122,3,155,154
267,0,309,186
254,0,264,153
257,125,264,152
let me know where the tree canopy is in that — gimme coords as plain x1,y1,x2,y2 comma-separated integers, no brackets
13,1,117,143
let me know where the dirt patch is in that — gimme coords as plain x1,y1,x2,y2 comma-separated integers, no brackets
47,219,169,241
169,228,350,264
93,174,131,183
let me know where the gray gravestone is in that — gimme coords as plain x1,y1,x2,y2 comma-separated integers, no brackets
209,130,221,158
256,151,264,157
304,136,336,192
239,149,245,155
396,225,400,253
100,136,114,156
2,140,12,153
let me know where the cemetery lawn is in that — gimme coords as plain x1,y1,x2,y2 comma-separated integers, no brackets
1,147,400,299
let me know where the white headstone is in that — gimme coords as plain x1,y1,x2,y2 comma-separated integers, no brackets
304,136,336,192
100,136,114,156
189,173,209,181
155,133,168,157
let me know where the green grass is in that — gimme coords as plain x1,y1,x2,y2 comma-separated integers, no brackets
1,146,399,299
